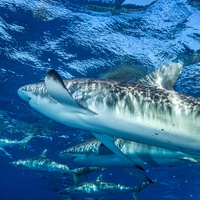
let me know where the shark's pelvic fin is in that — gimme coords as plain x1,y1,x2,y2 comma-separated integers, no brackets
138,62,183,90
45,70,97,116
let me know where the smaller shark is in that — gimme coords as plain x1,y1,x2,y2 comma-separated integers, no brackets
10,149,104,184
11,149,70,173
0,135,33,149
60,138,199,169
59,174,154,200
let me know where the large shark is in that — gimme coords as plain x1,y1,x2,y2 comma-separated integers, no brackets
17,63,200,167
59,174,154,200
60,138,199,169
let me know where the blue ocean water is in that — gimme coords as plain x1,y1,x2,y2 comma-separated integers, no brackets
1,0,200,199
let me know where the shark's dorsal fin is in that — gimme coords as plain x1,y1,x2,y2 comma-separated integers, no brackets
138,63,183,90
40,149,47,157
96,174,103,182
45,70,97,116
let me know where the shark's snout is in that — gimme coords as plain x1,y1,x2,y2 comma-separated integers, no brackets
17,87,31,102
9,161,17,167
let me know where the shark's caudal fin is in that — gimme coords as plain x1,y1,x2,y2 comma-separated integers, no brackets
20,135,34,150
138,62,183,90
70,167,105,185
45,70,97,116
0,148,12,159
132,179,156,200
92,132,153,183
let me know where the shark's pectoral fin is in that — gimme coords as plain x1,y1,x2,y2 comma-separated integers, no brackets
45,69,97,116
92,132,130,164
92,132,143,170
138,62,183,90
92,132,153,183
92,132,150,175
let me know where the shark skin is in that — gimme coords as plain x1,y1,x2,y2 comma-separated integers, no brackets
60,138,199,169
17,63,200,157
59,174,154,200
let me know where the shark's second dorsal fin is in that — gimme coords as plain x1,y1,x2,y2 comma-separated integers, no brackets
45,70,97,116
40,149,47,157
138,63,183,90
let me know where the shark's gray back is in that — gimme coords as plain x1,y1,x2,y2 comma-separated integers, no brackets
66,138,101,154
65,79,200,123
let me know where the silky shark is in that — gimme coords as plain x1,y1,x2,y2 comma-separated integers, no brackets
17,63,200,172
59,174,153,200
60,138,199,169
10,149,104,184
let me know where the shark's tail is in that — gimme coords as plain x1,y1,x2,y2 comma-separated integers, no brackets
19,135,34,150
70,167,106,185
132,179,156,200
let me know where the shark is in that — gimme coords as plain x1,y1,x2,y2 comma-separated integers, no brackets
10,149,104,184
0,135,33,149
59,174,154,200
10,149,71,173
17,62,200,174
60,138,199,169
